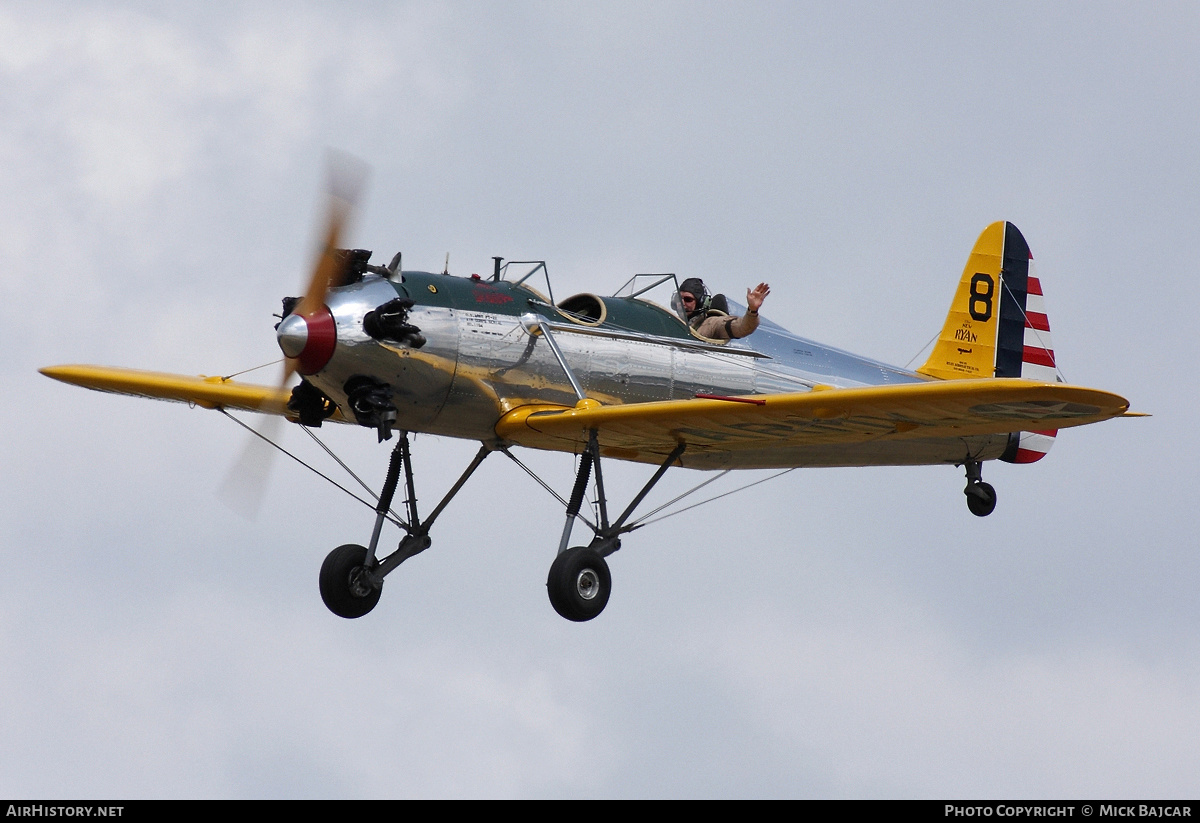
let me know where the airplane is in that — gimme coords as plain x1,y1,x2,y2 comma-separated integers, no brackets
40,175,1134,623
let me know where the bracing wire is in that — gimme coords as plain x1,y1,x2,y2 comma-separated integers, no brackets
219,410,406,528
500,448,598,532
299,424,384,505
904,329,940,370
634,467,797,528
502,444,799,537
999,278,1067,383
222,358,285,380
628,469,731,525
221,406,799,540
902,280,1066,382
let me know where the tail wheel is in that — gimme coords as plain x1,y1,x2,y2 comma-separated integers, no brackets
547,547,611,622
965,482,997,517
319,544,382,618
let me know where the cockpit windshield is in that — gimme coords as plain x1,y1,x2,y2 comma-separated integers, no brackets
496,260,554,303
611,273,686,321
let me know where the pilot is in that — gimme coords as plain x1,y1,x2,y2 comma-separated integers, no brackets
678,277,770,340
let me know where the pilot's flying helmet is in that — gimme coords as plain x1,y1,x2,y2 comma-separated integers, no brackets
678,277,710,316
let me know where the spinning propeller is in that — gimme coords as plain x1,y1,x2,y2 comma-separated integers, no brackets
219,153,369,517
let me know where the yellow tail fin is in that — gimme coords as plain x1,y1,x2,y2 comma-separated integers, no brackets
919,222,1062,463
918,221,1006,380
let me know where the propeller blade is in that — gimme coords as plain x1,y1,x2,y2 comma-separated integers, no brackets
283,152,368,383
220,152,370,516
295,151,369,317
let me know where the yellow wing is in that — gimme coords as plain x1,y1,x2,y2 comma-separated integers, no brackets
43,366,1131,470
496,379,1130,467
39,364,316,419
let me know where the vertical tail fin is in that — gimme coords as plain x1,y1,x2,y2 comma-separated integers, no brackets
918,221,1059,462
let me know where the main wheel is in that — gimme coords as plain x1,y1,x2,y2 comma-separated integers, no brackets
319,543,382,618
965,481,997,517
547,547,611,622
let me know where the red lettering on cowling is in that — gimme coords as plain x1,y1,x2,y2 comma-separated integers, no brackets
473,289,513,304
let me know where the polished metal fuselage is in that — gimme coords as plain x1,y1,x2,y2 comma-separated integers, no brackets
304,272,1010,470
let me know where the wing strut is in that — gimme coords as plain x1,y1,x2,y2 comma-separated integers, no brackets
364,434,494,577
558,430,688,558
317,432,494,619
607,440,687,538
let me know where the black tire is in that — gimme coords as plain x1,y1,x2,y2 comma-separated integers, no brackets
319,544,382,618
547,547,611,622
965,481,997,517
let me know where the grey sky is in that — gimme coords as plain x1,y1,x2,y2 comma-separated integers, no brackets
1,1,1194,798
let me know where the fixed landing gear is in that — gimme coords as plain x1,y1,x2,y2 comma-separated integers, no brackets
315,424,683,623
543,432,686,622
318,431,492,619
547,547,611,622
962,459,997,517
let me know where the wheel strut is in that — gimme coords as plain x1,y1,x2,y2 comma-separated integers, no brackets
547,432,686,621
319,433,492,618
557,446,593,554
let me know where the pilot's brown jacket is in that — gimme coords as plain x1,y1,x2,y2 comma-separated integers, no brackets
690,310,760,341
